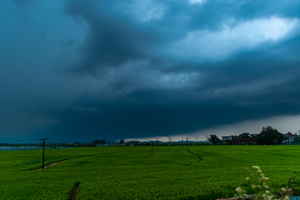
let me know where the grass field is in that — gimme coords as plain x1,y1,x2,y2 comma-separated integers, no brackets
0,145,300,199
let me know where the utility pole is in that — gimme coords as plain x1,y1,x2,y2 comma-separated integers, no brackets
40,138,48,170
186,137,189,151
151,141,153,155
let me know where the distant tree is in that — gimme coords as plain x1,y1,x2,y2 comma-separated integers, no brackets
120,139,125,144
208,134,220,144
93,140,100,144
295,135,300,143
256,126,284,145
101,139,106,144
126,140,140,146
239,132,250,140
93,139,106,144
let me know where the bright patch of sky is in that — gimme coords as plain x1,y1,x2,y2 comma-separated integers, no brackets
172,16,299,60
130,0,166,22
135,115,300,142
189,0,204,4
190,115,300,141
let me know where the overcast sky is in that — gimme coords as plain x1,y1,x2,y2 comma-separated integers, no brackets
1,0,300,143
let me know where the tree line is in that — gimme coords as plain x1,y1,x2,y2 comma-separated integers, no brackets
208,126,300,145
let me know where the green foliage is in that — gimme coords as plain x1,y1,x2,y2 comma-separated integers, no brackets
256,126,284,145
0,146,300,199
287,171,300,197
294,135,300,143
208,134,221,144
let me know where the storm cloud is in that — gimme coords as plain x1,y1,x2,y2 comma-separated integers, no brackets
1,0,300,142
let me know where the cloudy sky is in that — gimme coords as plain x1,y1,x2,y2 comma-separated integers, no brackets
1,0,300,143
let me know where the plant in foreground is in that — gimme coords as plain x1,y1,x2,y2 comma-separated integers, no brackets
287,171,300,198
234,166,291,200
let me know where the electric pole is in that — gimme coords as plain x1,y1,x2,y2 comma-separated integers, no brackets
151,141,153,154
186,137,189,151
40,138,48,170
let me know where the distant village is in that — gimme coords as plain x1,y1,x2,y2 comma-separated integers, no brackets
95,127,300,147
1,127,299,149
219,131,297,145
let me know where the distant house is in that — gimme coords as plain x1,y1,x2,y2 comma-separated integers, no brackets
96,144,109,147
222,135,239,144
250,134,259,138
239,134,257,144
282,132,294,144
222,134,257,145
222,136,232,141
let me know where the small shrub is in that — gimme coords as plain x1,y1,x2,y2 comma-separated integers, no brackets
234,166,291,200
287,171,300,197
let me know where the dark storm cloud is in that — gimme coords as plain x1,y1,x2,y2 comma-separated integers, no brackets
1,0,300,142
65,0,157,75
50,0,300,141
65,0,300,74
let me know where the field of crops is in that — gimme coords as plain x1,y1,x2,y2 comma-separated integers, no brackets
0,145,299,199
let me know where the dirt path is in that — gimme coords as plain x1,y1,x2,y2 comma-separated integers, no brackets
38,160,67,170
70,182,81,200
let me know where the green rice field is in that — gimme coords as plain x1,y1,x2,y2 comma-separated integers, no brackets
0,145,300,199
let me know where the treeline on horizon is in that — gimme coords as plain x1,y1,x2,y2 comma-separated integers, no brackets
208,126,300,145
1,126,299,147
93,126,300,146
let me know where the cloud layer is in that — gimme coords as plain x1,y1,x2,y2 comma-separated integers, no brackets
1,0,300,142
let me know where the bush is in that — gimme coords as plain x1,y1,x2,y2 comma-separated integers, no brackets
233,166,291,200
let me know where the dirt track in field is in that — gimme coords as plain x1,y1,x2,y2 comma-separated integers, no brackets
38,160,67,170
